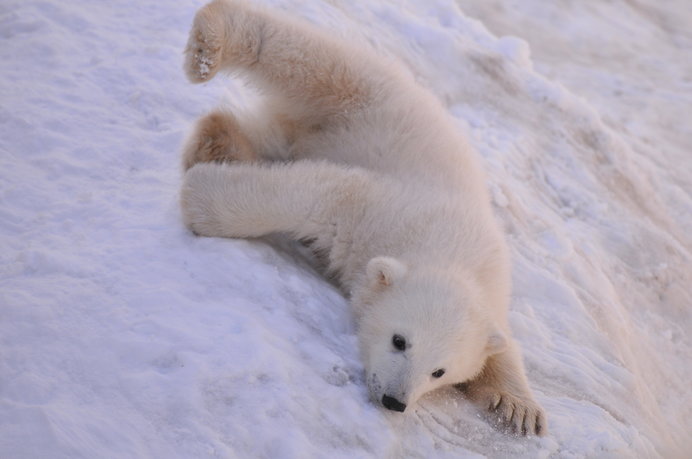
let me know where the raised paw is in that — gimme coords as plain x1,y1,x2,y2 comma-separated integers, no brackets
184,2,226,82
477,388,546,436
182,110,256,171
184,1,263,83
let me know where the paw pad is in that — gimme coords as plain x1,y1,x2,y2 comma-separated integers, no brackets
184,7,224,83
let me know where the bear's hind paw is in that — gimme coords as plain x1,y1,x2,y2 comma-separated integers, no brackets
182,111,256,171
184,3,226,83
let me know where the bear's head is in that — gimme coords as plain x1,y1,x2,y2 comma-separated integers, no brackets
354,256,507,413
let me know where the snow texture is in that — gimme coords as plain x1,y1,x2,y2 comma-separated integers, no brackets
1,0,690,457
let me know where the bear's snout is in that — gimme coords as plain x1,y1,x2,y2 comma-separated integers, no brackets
381,394,406,412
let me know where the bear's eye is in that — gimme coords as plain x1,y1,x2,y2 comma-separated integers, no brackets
431,369,445,378
392,334,406,351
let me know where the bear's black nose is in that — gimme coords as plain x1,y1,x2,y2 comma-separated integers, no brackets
382,394,406,412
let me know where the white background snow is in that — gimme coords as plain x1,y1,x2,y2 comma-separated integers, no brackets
1,0,690,457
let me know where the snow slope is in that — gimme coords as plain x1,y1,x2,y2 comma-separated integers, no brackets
1,0,690,457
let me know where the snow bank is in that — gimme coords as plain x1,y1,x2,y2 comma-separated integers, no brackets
1,0,689,457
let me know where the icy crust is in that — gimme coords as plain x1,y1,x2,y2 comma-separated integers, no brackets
1,0,690,457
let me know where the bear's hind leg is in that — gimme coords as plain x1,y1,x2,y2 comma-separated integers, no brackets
181,110,257,171
184,0,377,120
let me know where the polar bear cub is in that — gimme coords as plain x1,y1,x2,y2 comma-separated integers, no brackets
180,0,546,436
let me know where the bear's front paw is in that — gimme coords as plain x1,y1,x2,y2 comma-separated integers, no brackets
469,386,546,436
180,164,225,237
184,3,226,83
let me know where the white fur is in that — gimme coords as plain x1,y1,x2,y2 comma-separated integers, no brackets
180,0,546,436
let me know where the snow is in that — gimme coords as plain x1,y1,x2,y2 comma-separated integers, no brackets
1,0,690,457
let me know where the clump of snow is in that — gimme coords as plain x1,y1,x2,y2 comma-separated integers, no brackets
495,36,531,70
1,0,690,457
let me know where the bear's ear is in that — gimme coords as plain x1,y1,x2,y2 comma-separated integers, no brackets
366,256,407,288
485,328,508,355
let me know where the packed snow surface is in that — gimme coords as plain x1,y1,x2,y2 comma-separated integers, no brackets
1,0,690,457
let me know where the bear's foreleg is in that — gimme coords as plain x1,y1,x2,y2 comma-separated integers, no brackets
462,342,547,436
181,161,371,242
